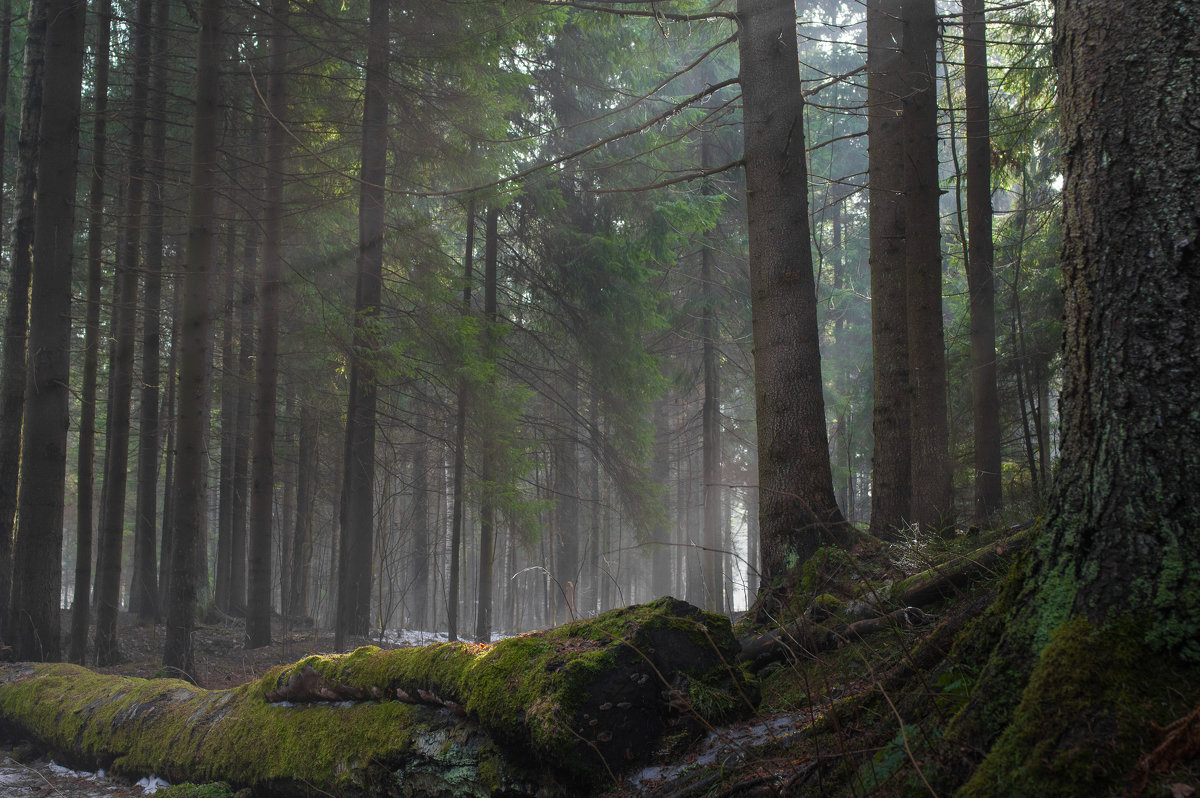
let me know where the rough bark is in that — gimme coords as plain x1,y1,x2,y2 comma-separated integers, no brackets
737,0,852,587
0,598,755,795
948,2,1200,792
866,0,911,538
8,0,86,663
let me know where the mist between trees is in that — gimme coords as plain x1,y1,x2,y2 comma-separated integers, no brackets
0,0,1061,667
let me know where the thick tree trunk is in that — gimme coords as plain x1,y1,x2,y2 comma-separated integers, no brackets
950,1,1200,792
737,0,852,588
8,0,86,663
866,0,911,539
0,598,754,795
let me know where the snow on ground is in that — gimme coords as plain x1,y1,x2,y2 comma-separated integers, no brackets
0,747,163,797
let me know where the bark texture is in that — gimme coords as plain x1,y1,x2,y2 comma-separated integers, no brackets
1031,0,1200,654
0,598,755,795
737,0,851,586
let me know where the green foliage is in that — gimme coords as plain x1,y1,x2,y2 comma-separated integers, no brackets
153,784,235,798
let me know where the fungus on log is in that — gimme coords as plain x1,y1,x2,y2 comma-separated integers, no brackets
0,597,756,796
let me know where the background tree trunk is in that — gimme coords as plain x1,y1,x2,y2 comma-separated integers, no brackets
866,0,911,538
737,0,851,587
0,0,45,645
963,0,1002,524
247,0,289,649
68,0,110,663
8,0,87,662
163,0,222,678
336,0,387,646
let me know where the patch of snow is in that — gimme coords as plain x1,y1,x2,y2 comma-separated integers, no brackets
137,774,170,793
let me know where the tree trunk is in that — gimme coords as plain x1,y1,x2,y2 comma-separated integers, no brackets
163,0,222,679
475,205,500,644
552,359,579,624
8,0,86,662
448,200,475,642
287,402,317,619
247,0,289,649
0,598,754,794
96,0,155,664
866,0,911,538
215,223,238,615
129,0,170,624
737,0,851,587
963,0,1002,524
903,0,952,534
0,0,45,645
700,126,722,612
336,0,387,647
955,1,1200,791
68,0,110,664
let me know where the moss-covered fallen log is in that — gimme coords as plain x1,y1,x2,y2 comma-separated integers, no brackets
0,597,757,796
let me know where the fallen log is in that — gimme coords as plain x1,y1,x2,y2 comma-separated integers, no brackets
889,526,1033,609
0,597,756,796
737,529,1033,670
737,606,937,668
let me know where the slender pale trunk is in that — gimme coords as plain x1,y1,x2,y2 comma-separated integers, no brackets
475,206,499,644
447,201,475,642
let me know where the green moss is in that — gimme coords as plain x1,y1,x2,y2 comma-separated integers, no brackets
153,783,235,798
958,616,1200,798
0,597,752,795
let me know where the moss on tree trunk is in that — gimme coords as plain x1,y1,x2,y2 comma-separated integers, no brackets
0,597,756,796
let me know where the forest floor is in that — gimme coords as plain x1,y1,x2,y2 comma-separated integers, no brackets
1,527,1041,796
